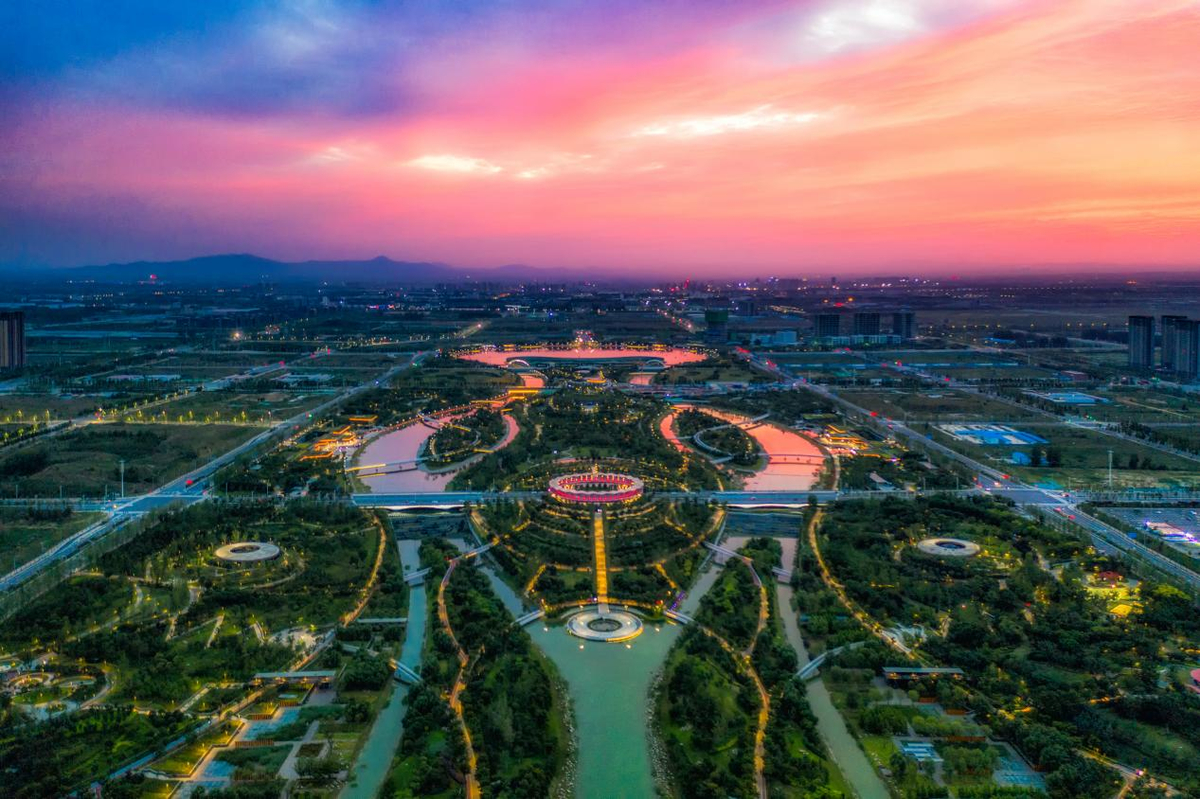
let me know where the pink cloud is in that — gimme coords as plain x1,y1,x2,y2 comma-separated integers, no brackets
5,0,1200,272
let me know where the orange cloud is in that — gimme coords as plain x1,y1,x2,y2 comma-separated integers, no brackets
5,0,1200,272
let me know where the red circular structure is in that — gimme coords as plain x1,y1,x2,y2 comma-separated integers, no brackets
548,471,644,504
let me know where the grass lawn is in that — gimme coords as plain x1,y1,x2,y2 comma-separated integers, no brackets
859,734,898,768
386,728,458,798
928,365,1060,380
873,350,1002,365
121,390,327,425
0,574,134,648
929,423,1200,489
0,422,258,497
841,389,1043,422
0,394,106,421
125,778,179,798
215,743,293,779
1077,388,1200,424
0,509,104,572
151,721,240,777
655,358,771,385
1085,708,1199,786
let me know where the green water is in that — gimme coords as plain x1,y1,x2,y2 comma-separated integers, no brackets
774,537,890,799
476,560,690,799
532,621,681,799
342,539,427,799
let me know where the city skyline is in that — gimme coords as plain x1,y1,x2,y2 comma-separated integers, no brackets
4,0,1200,274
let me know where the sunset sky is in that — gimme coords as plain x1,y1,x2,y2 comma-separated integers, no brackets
3,0,1199,275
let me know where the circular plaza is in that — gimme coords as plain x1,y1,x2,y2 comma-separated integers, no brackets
566,608,644,643
916,538,981,558
214,541,282,565
548,471,644,504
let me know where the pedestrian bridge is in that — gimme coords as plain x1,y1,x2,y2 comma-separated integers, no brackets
346,458,424,476
703,542,763,589
393,662,421,685
797,641,867,680
515,609,546,626
403,567,432,585
461,542,495,559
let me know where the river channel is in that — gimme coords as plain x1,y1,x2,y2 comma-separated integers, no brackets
467,549,720,799
660,405,824,491
355,413,519,493
341,539,427,798
775,537,890,799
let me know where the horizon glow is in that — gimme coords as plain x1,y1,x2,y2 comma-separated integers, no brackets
2,0,1200,276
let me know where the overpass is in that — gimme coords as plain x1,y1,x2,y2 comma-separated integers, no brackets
1,356,428,597
756,351,1200,592
10,486,1052,515
352,491,538,509
351,486,1064,510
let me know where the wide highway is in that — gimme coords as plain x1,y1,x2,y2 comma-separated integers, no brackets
755,355,1200,592
0,355,425,594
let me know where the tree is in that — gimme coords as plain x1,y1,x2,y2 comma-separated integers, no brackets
296,756,342,786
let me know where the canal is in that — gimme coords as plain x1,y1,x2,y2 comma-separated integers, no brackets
776,537,890,799
660,405,824,491
355,414,520,493
341,539,427,798
471,549,719,799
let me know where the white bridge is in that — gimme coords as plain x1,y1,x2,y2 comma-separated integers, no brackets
796,641,868,680
515,609,546,626
393,662,421,684
403,567,432,585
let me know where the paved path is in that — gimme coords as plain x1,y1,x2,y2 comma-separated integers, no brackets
279,720,321,780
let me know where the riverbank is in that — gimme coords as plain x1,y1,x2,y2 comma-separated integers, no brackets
776,536,890,799
340,538,428,799
660,405,824,492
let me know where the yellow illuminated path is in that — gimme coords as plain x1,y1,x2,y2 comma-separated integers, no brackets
437,559,480,799
592,510,609,610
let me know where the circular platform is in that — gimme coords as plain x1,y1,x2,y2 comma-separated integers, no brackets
547,471,644,504
566,608,644,643
215,541,282,564
916,538,981,558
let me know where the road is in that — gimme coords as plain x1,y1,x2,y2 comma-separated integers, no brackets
11,343,1198,592
754,356,1200,592
0,355,425,595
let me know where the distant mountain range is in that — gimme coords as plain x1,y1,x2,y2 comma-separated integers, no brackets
8,253,588,285
7,253,1196,286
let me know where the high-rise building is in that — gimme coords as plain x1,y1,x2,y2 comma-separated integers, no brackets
813,312,842,339
1127,315,1154,369
892,310,916,340
1161,315,1187,371
1176,319,1200,379
0,311,25,370
704,309,729,344
852,311,881,337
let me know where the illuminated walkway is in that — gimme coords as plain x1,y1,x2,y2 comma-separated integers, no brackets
592,510,609,611
436,558,480,799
